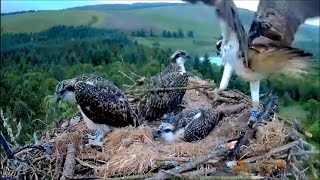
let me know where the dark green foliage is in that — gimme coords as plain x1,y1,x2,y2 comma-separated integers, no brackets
1,25,173,143
131,28,146,37
187,30,194,38
178,28,184,38
149,29,156,37
303,99,320,142
162,30,167,37
167,31,172,38
1,25,319,146
193,55,201,70
160,29,193,39
197,54,215,79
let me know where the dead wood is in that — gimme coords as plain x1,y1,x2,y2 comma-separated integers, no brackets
241,140,299,163
181,168,217,177
231,93,278,160
149,141,233,180
197,175,264,179
61,144,78,180
218,103,246,116
118,173,155,179
125,85,214,94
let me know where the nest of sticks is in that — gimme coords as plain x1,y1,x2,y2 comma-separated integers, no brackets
1,77,319,180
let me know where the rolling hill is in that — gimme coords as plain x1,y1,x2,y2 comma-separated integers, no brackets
1,3,319,56
1,10,108,34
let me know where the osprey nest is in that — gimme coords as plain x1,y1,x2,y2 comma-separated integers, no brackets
1,77,319,180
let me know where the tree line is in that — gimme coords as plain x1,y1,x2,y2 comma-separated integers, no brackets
131,28,194,38
1,25,319,144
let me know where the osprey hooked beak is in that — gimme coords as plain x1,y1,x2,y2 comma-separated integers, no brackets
153,130,161,139
216,35,223,56
216,39,222,56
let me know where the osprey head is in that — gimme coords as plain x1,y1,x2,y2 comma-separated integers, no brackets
55,79,77,104
154,122,178,144
170,50,191,64
216,36,223,56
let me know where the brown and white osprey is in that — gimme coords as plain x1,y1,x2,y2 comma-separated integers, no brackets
184,0,319,122
154,107,224,143
140,50,191,121
55,74,138,147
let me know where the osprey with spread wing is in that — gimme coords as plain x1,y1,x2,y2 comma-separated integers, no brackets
184,0,319,122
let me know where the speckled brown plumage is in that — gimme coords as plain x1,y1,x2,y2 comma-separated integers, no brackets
56,74,137,128
156,108,225,142
139,50,190,121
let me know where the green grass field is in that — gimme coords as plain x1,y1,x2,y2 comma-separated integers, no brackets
133,37,219,55
1,10,108,34
125,5,221,38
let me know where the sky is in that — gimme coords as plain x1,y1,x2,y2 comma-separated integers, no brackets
1,0,319,26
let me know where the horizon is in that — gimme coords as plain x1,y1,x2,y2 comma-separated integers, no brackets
1,0,319,26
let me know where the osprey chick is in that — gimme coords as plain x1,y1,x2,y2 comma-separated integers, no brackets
140,50,191,121
154,108,224,143
55,74,138,147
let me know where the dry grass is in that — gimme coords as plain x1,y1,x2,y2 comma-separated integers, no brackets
239,119,288,158
1,77,301,179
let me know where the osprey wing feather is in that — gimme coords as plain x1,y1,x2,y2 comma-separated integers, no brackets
249,0,320,46
55,74,137,147
183,0,319,123
246,0,319,78
140,50,190,121
155,108,224,143
74,80,136,128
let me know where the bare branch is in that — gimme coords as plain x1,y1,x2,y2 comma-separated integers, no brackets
118,70,137,85
125,84,213,94
61,144,78,180
242,140,300,163
149,141,234,180
118,54,144,79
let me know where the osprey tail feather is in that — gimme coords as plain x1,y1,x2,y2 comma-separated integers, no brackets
248,44,314,78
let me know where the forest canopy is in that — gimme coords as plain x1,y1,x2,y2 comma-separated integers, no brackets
1,25,319,144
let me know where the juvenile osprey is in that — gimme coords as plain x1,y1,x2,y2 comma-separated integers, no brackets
55,74,138,146
184,0,319,122
140,50,191,121
154,108,224,143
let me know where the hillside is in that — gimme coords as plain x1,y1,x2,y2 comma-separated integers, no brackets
1,10,107,34
1,3,319,56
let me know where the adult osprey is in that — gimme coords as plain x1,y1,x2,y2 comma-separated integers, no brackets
154,107,224,143
55,74,138,147
184,0,319,122
140,50,191,121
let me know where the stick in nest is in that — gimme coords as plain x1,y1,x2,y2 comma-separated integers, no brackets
149,141,236,180
118,70,137,85
118,55,144,79
230,93,278,160
125,85,213,94
61,144,78,180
